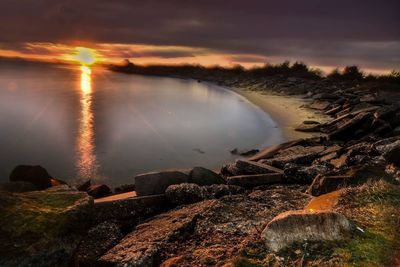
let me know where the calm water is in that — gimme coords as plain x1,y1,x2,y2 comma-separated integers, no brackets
0,64,282,186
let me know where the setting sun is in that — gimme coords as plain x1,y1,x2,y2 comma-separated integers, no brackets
73,47,100,65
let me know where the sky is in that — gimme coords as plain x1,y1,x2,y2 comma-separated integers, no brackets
0,0,399,73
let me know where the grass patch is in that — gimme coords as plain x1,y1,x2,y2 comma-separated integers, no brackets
331,180,400,266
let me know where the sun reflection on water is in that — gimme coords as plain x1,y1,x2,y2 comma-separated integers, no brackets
76,65,98,180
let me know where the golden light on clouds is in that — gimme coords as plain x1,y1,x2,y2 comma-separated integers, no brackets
62,47,102,65
75,47,99,65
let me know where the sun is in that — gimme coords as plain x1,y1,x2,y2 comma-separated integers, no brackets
73,47,100,65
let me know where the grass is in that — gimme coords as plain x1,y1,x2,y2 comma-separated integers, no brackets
331,180,400,266
233,180,400,267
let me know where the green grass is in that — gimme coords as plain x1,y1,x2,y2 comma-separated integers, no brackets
331,180,400,266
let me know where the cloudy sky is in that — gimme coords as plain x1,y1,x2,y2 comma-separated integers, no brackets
0,0,399,73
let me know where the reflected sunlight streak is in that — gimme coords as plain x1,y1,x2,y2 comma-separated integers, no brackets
76,65,99,180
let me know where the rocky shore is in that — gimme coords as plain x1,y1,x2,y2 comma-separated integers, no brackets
1,69,400,266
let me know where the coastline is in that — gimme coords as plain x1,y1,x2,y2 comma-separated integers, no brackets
232,87,329,141
3,69,400,266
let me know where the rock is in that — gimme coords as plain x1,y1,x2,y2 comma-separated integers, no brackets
268,145,326,168
249,139,302,161
98,201,213,266
295,122,321,132
305,189,344,211
135,170,189,196
188,167,225,186
74,222,123,266
320,152,339,162
77,179,91,191
330,154,348,169
0,181,37,192
95,191,137,203
261,210,353,252
329,112,373,141
376,139,400,165
226,173,282,187
325,105,342,115
220,163,241,177
303,120,320,124
205,184,245,198
87,184,112,199
282,163,330,184
114,184,136,194
93,194,167,224
312,93,338,100
360,94,379,103
160,256,185,267
9,165,53,190
165,183,245,206
234,159,283,175
307,163,390,196
165,183,208,205
307,175,351,196
309,100,331,110
51,178,67,186
0,186,93,267
230,148,259,156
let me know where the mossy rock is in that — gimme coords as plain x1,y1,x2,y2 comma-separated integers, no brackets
0,185,94,267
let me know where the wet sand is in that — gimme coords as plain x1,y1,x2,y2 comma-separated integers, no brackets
233,88,329,141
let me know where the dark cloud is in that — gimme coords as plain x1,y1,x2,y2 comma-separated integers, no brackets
0,0,399,70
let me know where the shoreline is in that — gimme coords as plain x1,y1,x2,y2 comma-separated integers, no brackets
3,69,400,266
232,87,328,141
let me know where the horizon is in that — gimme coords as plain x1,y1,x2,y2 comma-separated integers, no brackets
0,1,399,75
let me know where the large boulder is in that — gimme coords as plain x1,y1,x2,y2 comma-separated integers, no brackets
261,210,353,252
188,167,225,186
135,170,189,196
9,165,53,190
165,183,208,205
87,184,112,199
0,186,94,267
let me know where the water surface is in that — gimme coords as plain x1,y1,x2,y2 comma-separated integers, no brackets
0,64,282,186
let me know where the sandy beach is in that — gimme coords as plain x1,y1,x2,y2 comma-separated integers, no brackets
233,88,329,141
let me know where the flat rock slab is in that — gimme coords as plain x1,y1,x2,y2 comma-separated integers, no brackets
95,191,137,203
249,139,302,161
235,159,283,174
135,170,189,196
269,145,326,168
226,173,282,187
261,210,353,252
99,200,215,266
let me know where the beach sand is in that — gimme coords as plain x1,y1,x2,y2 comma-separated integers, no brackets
233,88,329,141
